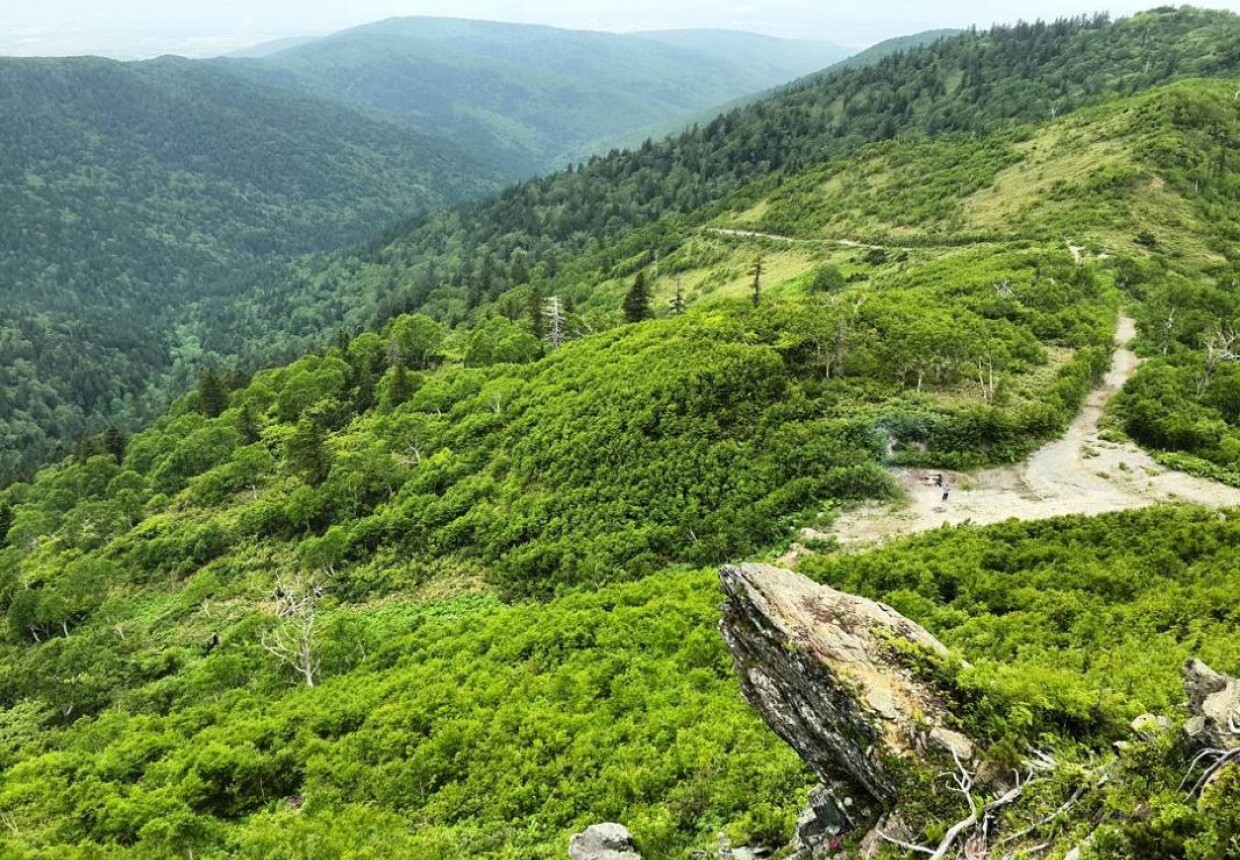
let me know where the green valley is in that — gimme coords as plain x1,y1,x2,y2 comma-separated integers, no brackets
0,55,502,483
0,21,867,485
1,7,1240,860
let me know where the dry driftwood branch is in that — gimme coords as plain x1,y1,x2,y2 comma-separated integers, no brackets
997,783,1089,847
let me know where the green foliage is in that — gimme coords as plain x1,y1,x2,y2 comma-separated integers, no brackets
1105,82,1240,483
196,371,230,419
1,239,1109,605
0,56,499,482
8,9,1240,484
807,264,846,293
0,570,809,860
1,12,1239,858
800,507,1240,744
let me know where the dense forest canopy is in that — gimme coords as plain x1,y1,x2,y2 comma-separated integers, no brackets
0,56,505,482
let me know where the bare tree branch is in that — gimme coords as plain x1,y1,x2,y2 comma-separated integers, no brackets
880,750,1055,859
262,572,320,688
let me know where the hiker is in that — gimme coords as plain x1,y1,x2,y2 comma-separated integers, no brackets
941,486,951,504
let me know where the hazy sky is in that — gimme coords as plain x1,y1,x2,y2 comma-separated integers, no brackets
4,0,1240,58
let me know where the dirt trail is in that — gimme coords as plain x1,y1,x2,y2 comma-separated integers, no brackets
827,315,1240,547
705,227,889,250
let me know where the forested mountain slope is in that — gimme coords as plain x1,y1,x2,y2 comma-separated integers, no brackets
220,18,850,178
0,56,501,483
197,8,1240,370
571,29,963,163
2,43,1240,855
6,8,1237,488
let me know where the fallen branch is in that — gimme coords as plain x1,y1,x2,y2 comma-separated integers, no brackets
881,750,1054,859
1182,711,1240,797
997,784,1088,847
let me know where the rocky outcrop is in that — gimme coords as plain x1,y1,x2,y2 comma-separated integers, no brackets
716,565,1240,859
569,824,643,860
719,564,975,846
1183,659,1240,750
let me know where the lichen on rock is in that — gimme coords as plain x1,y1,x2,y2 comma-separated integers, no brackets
718,563,977,850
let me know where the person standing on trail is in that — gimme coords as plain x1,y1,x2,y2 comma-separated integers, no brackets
941,485,951,504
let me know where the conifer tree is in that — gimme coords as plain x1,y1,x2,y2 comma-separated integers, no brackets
197,369,228,418
751,257,764,307
354,365,377,414
237,404,263,445
103,426,128,464
389,365,412,407
528,287,546,339
623,271,652,323
671,276,686,315
286,418,330,485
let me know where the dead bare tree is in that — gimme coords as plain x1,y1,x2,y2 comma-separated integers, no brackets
1199,326,1240,396
544,296,565,348
1159,308,1177,356
976,355,999,404
826,294,868,380
262,573,320,688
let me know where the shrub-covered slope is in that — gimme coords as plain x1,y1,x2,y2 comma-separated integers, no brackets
0,90,1143,854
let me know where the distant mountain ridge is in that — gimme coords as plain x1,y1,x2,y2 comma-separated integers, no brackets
223,36,319,58
220,17,853,177
578,28,963,160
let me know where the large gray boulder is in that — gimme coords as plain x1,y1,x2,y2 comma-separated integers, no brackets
568,823,642,860
719,563,975,846
1183,658,1240,750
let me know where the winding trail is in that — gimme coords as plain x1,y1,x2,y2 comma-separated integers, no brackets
826,315,1240,547
702,227,1005,253
705,227,891,251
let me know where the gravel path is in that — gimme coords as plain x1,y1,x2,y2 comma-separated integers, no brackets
828,316,1240,547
